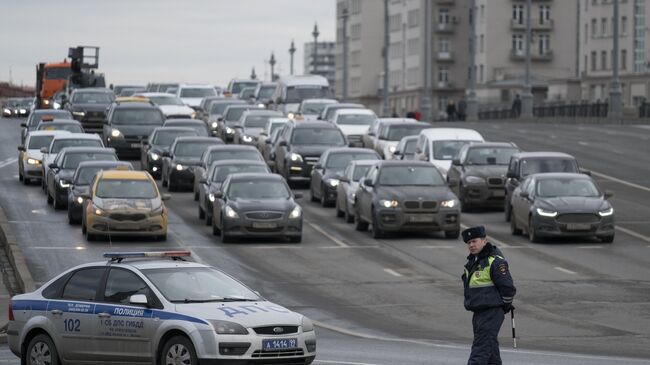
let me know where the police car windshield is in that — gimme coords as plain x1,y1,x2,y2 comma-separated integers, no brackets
142,267,260,302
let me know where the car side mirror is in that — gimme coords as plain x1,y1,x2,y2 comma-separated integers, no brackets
367,132,375,136
40,147,48,154
520,191,530,199
294,192,303,199
20,123,27,128
142,140,148,146
17,145,25,152
604,190,614,199
363,178,374,187
447,178,459,187
162,151,170,157
218,117,224,122
276,97,284,104
452,158,461,166
199,178,208,184
80,193,91,200
161,193,171,201
129,294,148,306
48,163,58,169
393,150,401,156
278,140,287,147
506,171,517,179
580,168,591,176
313,163,323,170
214,191,223,199
265,138,272,144
339,176,349,183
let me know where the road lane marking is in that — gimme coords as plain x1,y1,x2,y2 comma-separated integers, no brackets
460,223,511,248
306,220,349,247
314,361,383,365
0,157,17,169
577,141,589,146
383,268,403,277
578,246,603,249
415,245,455,249
554,266,577,275
590,170,650,193
616,226,650,243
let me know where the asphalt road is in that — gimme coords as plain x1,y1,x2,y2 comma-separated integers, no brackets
1,116,649,364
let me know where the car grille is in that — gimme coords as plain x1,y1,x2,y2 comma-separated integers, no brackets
245,212,284,220
252,349,305,358
556,213,600,224
488,177,504,186
85,111,105,119
303,157,320,165
248,227,284,233
109,213,147,221
125,135,146,144
347,135,362,143
403,201,437,210
253,326,299,335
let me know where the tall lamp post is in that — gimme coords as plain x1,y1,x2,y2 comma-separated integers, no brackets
608,0,623,121
340,6,349,101
312,23,320,75
383,0,390,117
269,52,276,81
520,0,534,118
289,40,296,76
250,67,257,80
466,0,479,121
421,0,432,122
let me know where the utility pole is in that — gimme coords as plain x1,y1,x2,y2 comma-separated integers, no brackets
383,0,390,117
269,52,276,81
312,23,320,75
421,0,433,122
608,0,623,121
520,0,534,119
466,0,479,121
250,67,257,80
341,6,349,101
289,40,296,75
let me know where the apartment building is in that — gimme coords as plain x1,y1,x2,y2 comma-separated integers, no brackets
304,41,337,90
580,0,650,106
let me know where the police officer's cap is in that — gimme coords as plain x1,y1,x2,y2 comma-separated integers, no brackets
462,225,486,243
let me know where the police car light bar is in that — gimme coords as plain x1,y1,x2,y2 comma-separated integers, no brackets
103,250,191,260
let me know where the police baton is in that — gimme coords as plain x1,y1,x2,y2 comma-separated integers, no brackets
511,309,517,349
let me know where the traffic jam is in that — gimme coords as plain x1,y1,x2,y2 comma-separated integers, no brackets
7,72,617,364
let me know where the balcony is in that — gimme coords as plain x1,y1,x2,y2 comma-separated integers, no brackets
437,0,456,4
510,18,554,31
510,49,554,62
436,22,456,33
436,51,455,62
435,81,455,90
532,51,554,62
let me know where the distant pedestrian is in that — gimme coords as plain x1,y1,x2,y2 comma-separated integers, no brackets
461,226,516,365
414,111,422,121
511,94,522,118
446,100,457,121
458,99,467,121
406,111,416,119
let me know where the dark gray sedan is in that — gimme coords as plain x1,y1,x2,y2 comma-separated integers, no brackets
510,173,615,243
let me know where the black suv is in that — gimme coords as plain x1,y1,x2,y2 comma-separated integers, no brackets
65,88,115,133
103,101,165,157
504,152,587,221
274,121,347,184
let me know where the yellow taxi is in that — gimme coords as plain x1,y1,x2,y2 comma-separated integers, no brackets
81,169,170,241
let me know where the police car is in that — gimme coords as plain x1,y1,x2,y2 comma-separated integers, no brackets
8,251,317,365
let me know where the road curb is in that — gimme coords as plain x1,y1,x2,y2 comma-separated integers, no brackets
0,202,36,294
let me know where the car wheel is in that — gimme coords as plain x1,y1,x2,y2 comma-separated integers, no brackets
510,210,522,235
193,188,199,201
46,190,53,205
168,178,176,192
354,207,369,231
289,235,302,243
205,211,212,226
25,334,60,365
505,202,512,222
53,194,63,210
198,204,205,220
335,198,344,218
211,217,220,236
445,229,460,239
68,211,78,225
158,234,167,242
371,209,384,239
344,201,355,223
162,173,168,188
599,234,614,243
310,185,318,202
528,216,541,243
86,230,97,242
18,168,23,182
220,220,232,243
320,185,331,207
161,335,198,365
23,177,30,185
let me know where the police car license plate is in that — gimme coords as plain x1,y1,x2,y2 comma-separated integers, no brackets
130,143,140,148
566,223,591,231
253,222,277,229
262,338,298,351
407,214,434,223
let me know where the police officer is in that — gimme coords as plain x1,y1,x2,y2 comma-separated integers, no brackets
461,226,516,365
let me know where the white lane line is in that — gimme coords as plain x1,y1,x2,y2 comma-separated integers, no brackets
460,223,511,248
0,157,17,169
578,246,603,249
306,220,349,247
616,226,650,243
590,170,650,193
314,361,384,365
577,141,589,146
28,246,86,250
383,268,403,277
554,266,577,275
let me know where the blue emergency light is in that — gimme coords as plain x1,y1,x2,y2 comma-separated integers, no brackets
103,250,191,260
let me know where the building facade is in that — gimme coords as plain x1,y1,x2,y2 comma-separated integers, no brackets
304,41,337,90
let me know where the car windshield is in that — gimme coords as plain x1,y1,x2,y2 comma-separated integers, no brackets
231,82,259,94
466,147,519,165
62,153,116,169
291,129,345,145
51,139,102,153
225,108,250,123
433,140,476,160
174,142,217,157
212,165,268,182
536,178,600,198
38,124,83,133
325,106,361,120
28,136,55,149
257,85,276,99
148,95,184,106
386,125,427,141
239,88,256,99
353,165,373,181
244,115,271,128
208,150,262,164
403,139,418,154
211,102,242,115
112,109,164,125
286,86,330,103
327,153,378,169
301,102,332,115
164,123,208,136
95,179,157,199
521,158,578,177
378,166,445,186
143,267,260,302
30,111,71,126
228,180,290,199
71,92,114,104
180,88,217,98
336,114,375,126
152,130,197,147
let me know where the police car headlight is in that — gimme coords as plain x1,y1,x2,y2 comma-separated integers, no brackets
598,207,614,217
226,127,234,134
301,316,314,332
289,153,303,162
441,199,457,208
536,208,558,217
59,179,71,188
150,152,160,161
465,176,486,184
211,121,218,129
111,128,122,138
175,164,184,171
380,199,399,208
327,178,339,187
26,158,41,165
289,206,302,219
209,320,249,335
208,193,215,202
225,206,239,219
242,135,253,143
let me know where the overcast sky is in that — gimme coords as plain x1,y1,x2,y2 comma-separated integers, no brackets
1,0,336,88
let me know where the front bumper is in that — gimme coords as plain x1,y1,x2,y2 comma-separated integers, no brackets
533,214,615,238
374,207,460,232
87,213,167,236
286,162,314,182
463,184,506,207
321,184,337,202
170,167,197,186
147,158,163,176
222,216,302,238
68,196,84,220
54,184,69,206
107,137,143,155
23,162,43,179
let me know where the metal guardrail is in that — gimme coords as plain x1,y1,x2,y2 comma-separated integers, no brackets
478,101,610,120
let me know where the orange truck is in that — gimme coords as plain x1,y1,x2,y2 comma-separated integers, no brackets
35,60,72,109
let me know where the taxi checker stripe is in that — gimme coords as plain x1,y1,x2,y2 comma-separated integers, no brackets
12,300,208,325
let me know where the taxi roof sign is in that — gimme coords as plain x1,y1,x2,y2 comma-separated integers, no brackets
103,250,191,262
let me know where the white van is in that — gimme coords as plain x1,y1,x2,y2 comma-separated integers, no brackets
271,75,332,116
413,128,485,177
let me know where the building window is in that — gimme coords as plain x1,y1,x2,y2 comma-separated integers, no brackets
539,5,551,24
591,51,597,71
601,18,607,37
407,38,419,56
350,23,361,40
438,66,449,83
585,24,588,43
621,16,628,35
407,67,419,85
480,5,485,23
439,8,450,24
538,34,550,55
389,14,402,32
591,19,597,38
479,64,484,83
389,42,402,59
350,77,360,94
439,38,450,53
512,34,524,54
480,34,484,53
408,9,419,28
351,50,361,66
390,70,401,88
350,0,361,14
513,5,524,24
621,49,627,70
601,50,607,70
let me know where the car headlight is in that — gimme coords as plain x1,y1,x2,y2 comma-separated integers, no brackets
289,205,302,219
288,112,295,120
93,205,106,216
327,178,339,187
225,205,239,219
53,102,61,109
290,153,303,162
2,108,10,114
226,127,234,134
111,128,122,138
175,164,184,171
257,103,265,108
26,158,41,165
150,152,160,161
208,193,216,202
301,316,314,332
380,199,399,208
209,320,248,335
191,112,197,119
43,100,51,106
598,207,614,217
76,196,84,205
211,121,218,129
59,179,70,188
465,176,486,184
72,111,85,117
388,146,397,153
242,135,253,143
536,208,558,217
441,199,457,208
150,204,164,216
19,109,26,114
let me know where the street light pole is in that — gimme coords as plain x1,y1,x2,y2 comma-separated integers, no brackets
383,0,390,117
608,0,623,121
312,23,320,75
341,6,349,101
466,0,479,121
520,0,534,119
250,67,257,80
421,0,433,122
269,52,276,81
289,40,296,76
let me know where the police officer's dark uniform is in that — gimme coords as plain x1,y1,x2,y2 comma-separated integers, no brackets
461,226,516,365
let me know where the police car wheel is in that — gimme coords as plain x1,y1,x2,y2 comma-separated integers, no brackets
161,335,198,365
25,334,60,365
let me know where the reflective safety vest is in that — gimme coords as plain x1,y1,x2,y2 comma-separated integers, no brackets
463,254,508,311
465,255,502,289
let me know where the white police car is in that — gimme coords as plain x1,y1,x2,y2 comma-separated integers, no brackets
8,251,316,365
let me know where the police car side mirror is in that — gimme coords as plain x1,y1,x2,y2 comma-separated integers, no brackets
129,294,148,306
